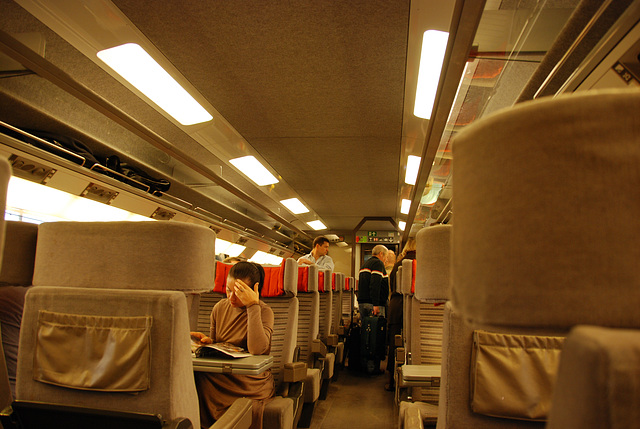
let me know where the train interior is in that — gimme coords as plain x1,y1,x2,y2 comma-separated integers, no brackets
1,0,640,428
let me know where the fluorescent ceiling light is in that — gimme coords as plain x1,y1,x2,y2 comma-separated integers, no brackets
215,238,246,257
401,199,411,215
399,221,406,231
405,155,421,185
336,242,349,248
325,234,340,241
280,198,309,214
97,43,213,126
414,30,449,120
249,251,283,266
307,220,327,230
6,177,152,223
229,156,279,186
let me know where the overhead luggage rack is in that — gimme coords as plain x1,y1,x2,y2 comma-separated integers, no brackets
0,120,163,196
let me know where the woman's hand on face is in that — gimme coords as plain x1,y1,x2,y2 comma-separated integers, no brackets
234,279,260,307
190,331,213,344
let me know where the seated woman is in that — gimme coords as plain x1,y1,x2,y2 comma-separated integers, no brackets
191,261,275,429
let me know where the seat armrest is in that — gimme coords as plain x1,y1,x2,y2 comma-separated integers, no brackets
395,334,403,347
404,407,424,429
326,334,339,346
284,362,308,383
0,405,16,429
395,347,405,365
311,339,327,357
209,398,252,429
293,345,301,362
164,418,195,429
286,380,305,428
315,357,326,374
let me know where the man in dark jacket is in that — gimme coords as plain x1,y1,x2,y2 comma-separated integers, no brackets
357,244,389,317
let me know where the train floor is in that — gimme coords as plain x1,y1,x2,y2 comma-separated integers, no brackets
308,359,399,429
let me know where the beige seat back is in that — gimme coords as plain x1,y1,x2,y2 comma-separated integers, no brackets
409,225,451,404
315,268,336,382
330,273,346,366
400,259,414,358
259,259,299,389
317,269,333,343
331,273,344,334
0,221,38,403
0,158,12,412
440,90,640,429
547,326,640,429
295,264,322,416
16,221,215,429
296,265,319,368
260,258,299,429
197,261,234,334
341,277,354,326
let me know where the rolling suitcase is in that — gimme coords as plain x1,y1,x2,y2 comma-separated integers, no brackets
360,315,387,374
346,321,361,371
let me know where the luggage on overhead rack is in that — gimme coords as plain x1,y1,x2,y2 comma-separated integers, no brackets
106,155,170,197
0,123,171,197
2,126,102,168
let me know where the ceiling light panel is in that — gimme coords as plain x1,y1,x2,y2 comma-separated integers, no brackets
405,155,421,185
401,199,411,214
249,251,283,265
399,221,406,231
414,30,449,120
229,156,279,186
307,220,327,230
215,238,246,257
97,43,213,126
280,198,309,214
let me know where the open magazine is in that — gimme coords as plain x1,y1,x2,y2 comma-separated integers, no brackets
192,341,253,359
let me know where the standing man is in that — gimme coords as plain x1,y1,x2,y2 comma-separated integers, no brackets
297,236,335,271
357,245,389,317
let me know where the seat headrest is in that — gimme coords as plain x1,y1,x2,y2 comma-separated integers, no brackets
331,272,344,292
344,276,353,291
33,221,215,292
318,268,332,293
213,261,232,293
0,221,38,286
452,89,640,329
401,259,414,295
261,258,297,297
212,259,298,296
297,264,318,293
415,225,451,302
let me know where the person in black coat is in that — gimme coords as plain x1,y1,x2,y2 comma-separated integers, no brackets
357,245,389,317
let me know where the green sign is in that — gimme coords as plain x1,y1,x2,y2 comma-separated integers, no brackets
368,231,377,237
